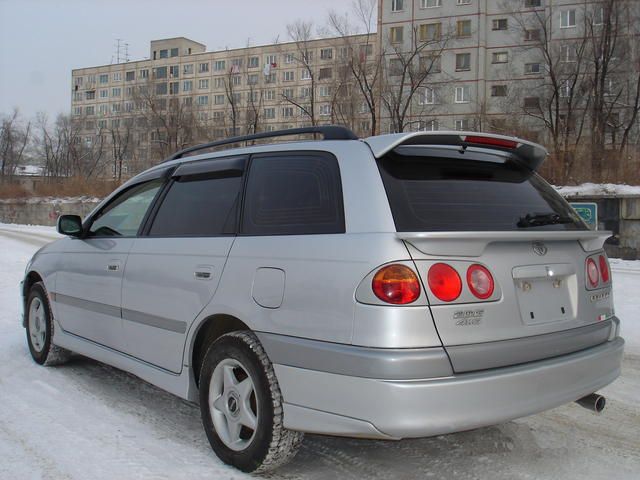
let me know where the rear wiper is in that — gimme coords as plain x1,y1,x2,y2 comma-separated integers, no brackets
517,212,574,228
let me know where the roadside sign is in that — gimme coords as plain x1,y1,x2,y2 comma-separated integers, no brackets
570,202,598,230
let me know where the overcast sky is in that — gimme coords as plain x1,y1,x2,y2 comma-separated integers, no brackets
0,0,362,120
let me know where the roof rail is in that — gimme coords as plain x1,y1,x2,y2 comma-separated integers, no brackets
164,126,358,162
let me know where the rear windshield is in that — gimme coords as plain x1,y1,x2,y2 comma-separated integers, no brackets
377,151,586,232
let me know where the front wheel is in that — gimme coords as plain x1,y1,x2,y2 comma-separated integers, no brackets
199,331,303,473
25,282,71,366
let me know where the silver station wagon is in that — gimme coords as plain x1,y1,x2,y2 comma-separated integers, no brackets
21,127,624,472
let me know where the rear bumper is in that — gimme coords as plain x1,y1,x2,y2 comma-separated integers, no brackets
272,336,624,439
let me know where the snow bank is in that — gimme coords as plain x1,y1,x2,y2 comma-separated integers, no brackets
555,183,640,198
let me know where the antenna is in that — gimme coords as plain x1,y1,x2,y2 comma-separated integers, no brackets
113,38,129,64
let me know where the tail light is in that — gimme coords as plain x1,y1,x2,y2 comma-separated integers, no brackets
463,135,519,149
427,263,462,302
372,264,421,305
586,258,599,288
598,255,610,283
467,264,495,299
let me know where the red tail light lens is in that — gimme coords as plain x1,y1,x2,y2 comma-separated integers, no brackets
463,135,519,149
428,263,462,302
466,264,495,299
599,255,610,283
586,258,599,288
372,264,421,305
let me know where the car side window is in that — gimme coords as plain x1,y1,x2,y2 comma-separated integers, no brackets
89,180,163,237
148,173,242,236
242,152,345,236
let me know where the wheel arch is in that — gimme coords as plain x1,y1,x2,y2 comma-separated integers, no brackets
190,314,251,387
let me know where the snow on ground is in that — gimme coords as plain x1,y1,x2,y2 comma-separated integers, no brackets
0,224,638,479
555,183,640,198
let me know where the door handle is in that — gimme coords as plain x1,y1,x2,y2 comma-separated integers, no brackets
194,265,214,280
107,262,121,272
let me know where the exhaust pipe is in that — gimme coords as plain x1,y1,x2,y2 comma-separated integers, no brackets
575,393,606,413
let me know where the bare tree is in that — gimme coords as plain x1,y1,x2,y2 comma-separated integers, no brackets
223,66,242,136
282,20,318,126
108,119,133,181
380,21,453,133
327,0,381,135
0,109,31,176
246,80,264,134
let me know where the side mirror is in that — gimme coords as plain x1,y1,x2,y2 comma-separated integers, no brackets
57,215,83,237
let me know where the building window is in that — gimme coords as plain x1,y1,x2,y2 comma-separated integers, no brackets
85,91,95,100
232,75,241,86
112,72,121,82
85,106,95,116
421,0,441,7
492,18,508,30
455,86,470,103
319,68,333,80
390,26,404,43
388,58,403,76
183,64,194,75
99,74,109,84
99,89,108,98
213,77,224,89
560,10,576,28
301,69,312,80
125,101,133,112
593,6,604,25
561,44,577,62
155,66,167,79
264,107,276,119
155,83,167,95
214,60,226,71
283,71,295,82
319,85,332,97
198,79,209,89
111,87,121,97
420,23,441,41
248,56,260,68
183,80,193,92
524,97,540,109
74,76,84,86
170,47,179,57
455,119,470,131
320,48,333,60
169,65,179,78
282,88,294,99
265,54,277,66
457,0,471,5
525,29,541,41
422,120,438,131
492,51,508,64
198,62,209,73
282,107,294,118
248,74,259,85
391,0,404,11
214,95,225,105
197,95,209,106
420,54,441,73
300,86,311,98
319,104,331,116
140,69,149,79
168,82,178,95
98,105,107,115
525,0,541,7
159,49,168,59
491,85,507,97
265,73,276,84
560,80,571,98
456,53,471,71
111,103,121,113
525,62,541,74
125,71,135,81
419,87,436,105
73,92,82,101
265,90,276,101
457,20,472,37
183,97,193,106
284,53,295,64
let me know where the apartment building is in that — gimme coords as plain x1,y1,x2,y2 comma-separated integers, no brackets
378,0,640,140
71,35,376,175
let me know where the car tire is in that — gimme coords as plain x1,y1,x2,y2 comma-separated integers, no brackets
25,282,72,366
199,331,303,473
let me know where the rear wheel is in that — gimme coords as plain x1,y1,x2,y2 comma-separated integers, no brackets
199,331,303,473
26,282,71,366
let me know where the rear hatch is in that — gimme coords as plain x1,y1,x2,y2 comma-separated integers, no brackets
371,135,615,373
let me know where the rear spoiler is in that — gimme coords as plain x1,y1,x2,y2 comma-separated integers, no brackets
397,231,612,257
364,131,548,171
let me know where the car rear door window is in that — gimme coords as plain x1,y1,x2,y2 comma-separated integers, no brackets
242,152,345,235
378,151,586,232
149,173,242,236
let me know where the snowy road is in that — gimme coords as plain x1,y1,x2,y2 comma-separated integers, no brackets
1,224,638,480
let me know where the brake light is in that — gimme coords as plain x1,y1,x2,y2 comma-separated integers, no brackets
599,255,610,283
586,258,599,288
463,135,519,149
372,264,421,305
467,264,495,299
428,263,462,302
